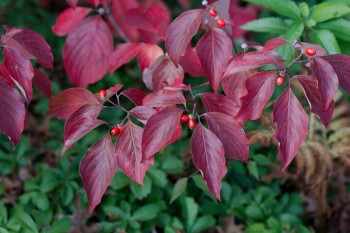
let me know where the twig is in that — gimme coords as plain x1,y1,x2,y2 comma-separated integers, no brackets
103,3,130,42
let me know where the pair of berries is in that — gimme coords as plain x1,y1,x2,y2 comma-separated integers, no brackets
181,114,196,129
111,125,123,136
209,8,225,28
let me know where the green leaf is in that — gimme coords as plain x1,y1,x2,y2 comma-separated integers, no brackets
299,2,310,17
148,168,168,188
192,175,216,200
130,204,161,221
182,197,198,231
247,161,259,180
311,30,341,54
131,175,152,200
241,17,287,33
165,227,177,233
47,217,72,233
15,212,38,233
191,215,215,233
0,228,9,233
170,178,188,203
244,0,300,18
245,205,265,220
162,156,184,174
312,2,350,22
279,20,304,62
318,19,350,41
34,193,49,211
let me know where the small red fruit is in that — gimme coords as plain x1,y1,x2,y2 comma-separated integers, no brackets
99,89,107,98
209,8,218,17
181,114,189,123
305,48,316,56
188,119,196,129
276,76,284,85
111,126,121,136
217,18,226,28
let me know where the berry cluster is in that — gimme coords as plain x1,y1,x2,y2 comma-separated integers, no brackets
180,114,196,129
202,0,226,28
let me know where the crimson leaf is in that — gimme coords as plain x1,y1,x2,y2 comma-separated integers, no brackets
310,57,338,110
273,87,308,170
296,75,334,127
108,42,143,73
179,45,203,77
165,9,204,64
121,88,147,106
137,44,164,72
262,38,289,52
190,123,226,200
33,69,52,99
115,121,154,185
143,90,186,107
205,112,249,162
66,0,78,7
79,133,116,212
200,93,240,117
63,15,113,87
196,28,232,92
235,71,276,122
142,107,183,160
222,70,255,102
129,106,157,124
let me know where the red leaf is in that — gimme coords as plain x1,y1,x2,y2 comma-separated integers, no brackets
0,77,26,145
200,92,240,117
235,71,276,122
50,88,100,119
137,44,164,72
142,107,183,160
296,75,334,127
322,54,350,95
80,133,116,212
262,38,289,52
190,123,226,200
63,15,113,87
115,121,154,185
272,87,308,170
205,112,249,162
62,109,105,155
129,106,157,124
108,43,143,73
52,7,92,36
33,69,52,99
165,9,204,64
2,27,54,69
222,70,255,102
310,57,338,110
160,122,182,153
179,45,203,77
3,47,34,102
105,84,123,100
87,0,111,7
300,42,327,57
143,89,186,107
151,57,184,90
196,28,232,92
121,88,147,106
66,0,78,7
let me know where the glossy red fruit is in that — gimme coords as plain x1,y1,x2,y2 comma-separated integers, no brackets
276,76,284,85
217,18,226,28
305,48,316,56
99,89,107,98
209,8,218,17
181,114,189,123
111,127,121,136
188,119,196,129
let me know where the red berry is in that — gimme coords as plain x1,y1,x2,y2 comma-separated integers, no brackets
99,90,107,98
305,48,316,56
111,127,121,136
217,18,226,28
209,8,218,17
188,119,196,129
181,114,189,123
276,76,284,85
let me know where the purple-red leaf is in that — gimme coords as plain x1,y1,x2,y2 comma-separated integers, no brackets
235,71,276,122
296,75,334,127
142,107,183,160
0,77,26,145
262,38,289,52
66,0,78,7
121,88,147,106
196,28,232,92
52,7,92,36
322,54,350,95
137,44,164,72
205,112,249,162
33,69,52,99
222,70,255,102
129,106,157,124
272,87,308,170
190,123,226,200
165,9,204,64
143,90,186,107
108,42,143,73
62,104,104,155
115,121,154,185
310,57,338,110
50,88,100,119
80,133,116,212
300,42,326,57
179,45,203,77
200,92,240,117
63,15,113,87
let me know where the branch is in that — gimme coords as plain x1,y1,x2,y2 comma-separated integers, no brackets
103,3,130,42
